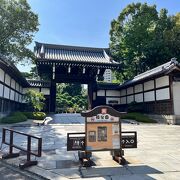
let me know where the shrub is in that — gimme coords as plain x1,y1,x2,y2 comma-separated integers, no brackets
22,112,34,119
122,112,157,123
33,112,46,120
0,112,27,124
25,90,45,112
22,112,46,120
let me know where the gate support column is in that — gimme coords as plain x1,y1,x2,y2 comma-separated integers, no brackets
50,81,56,112
88,81,96,110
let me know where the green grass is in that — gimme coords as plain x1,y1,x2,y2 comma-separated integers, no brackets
122,112,157,123
0,112,27,124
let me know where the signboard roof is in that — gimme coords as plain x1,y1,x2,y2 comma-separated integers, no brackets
81,106,126,117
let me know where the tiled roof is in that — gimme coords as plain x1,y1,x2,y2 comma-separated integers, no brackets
97,82,119,90
120,58,179,88
27,80,51,87
34,42,119,65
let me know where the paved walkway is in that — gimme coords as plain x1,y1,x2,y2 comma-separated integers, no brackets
0,160,45,180
0,114,180,179
50,113,85,124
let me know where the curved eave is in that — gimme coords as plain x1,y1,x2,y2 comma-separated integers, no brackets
81,105,126,117
117,63,180,89
27,80,51,88
36,58,121,70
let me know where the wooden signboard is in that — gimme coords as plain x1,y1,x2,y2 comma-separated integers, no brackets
67,131,137,151
81,106,126,152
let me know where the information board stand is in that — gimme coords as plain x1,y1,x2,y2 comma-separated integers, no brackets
67,106,137,166
82,106,126,165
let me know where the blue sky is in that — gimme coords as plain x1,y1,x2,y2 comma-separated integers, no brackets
17,0,180,72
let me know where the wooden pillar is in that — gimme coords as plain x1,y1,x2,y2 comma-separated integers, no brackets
88,81,97,110
50,81,56,112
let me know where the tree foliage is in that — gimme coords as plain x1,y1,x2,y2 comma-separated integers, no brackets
25,90,45,112
0,0,39,63
56,84,88,112
110,3,180,82
21,66,38,79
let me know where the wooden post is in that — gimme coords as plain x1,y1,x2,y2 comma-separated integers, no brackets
88,81,96,109
50,81,56,112
88,82,93,110
9,131,13,154
27,136,31,162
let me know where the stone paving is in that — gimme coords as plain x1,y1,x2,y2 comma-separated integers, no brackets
0,114,180,179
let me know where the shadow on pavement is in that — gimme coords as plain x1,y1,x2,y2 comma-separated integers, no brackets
80,165,163,179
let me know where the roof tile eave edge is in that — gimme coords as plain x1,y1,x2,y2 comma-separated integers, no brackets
118,68,171,89
35,58,121,67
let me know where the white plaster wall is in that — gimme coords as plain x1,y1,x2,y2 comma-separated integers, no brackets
144,80,154,91
121,97,126,104
173,82,180,115
41,88,50,95
10,90,15,100
134,84,143,93
156,76,169,88
106,90,120,96
135,93,143,102
4,86,10,99
156,88,170,101
5,74,11,86
16,83,19,91
97,90,105,96
0,84,3,97
11,79,16,89
144,91,155,102
121,89,126,96
127,87,133,95
106,97,120,105
19,94,22,102
15,92,19,102
19,86,23,93
0,69,4,82
127,95,134,104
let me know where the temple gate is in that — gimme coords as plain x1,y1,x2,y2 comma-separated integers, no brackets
34,42,120,112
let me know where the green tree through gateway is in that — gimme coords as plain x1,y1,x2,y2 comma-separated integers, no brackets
56,83,88,113
110,3,180,82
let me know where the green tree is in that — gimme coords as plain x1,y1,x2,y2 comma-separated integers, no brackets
56,83,88,112
110,3,180,82
62,83,82,96
0,0,39,63
25,90,45,112
21,66,38,79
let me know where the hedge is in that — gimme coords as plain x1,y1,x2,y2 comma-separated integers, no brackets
122,112,157,123
0,112,27,124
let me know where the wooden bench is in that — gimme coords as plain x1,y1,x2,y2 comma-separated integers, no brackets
33,117,52,126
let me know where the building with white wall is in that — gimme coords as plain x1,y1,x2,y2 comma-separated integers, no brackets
0,56,29,117
0,56,51,117
103,69,113,83
93,59,180,124
1,55,180,125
